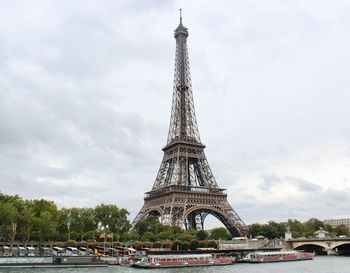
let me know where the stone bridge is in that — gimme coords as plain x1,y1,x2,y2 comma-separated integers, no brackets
286,238,350,255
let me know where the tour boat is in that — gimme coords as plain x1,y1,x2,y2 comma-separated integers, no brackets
241,250,314,263
132,254,236,268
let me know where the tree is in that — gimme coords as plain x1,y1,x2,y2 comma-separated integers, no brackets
0,203,19,241
30,199,58,241
209,227,230,240
177,229,197,242
334,225,349,237
196,230,208,241
0,194,24,241
57,208,74,240
134,216,160,237
70,208,96,241
35,211,58,241
304,218,324,237
259,221,286,239
288,219,305,238
18,205,35,241
94,204,131,241
248,223,262,238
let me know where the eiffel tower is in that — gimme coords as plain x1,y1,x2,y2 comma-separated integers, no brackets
133,11,248,237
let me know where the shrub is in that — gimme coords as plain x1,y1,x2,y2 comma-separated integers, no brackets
172,240,181,251
189,239,199,250
78,241,88,247
181,242,190,251
65,240,77,247
162,241,172,249
199,241,208,248
132,241,143,250
153,241,162,248
143,242,154,248
53,242,64,248
207,240,217,248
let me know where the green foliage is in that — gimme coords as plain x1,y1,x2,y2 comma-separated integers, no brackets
199,241,207,248
189,239,200,250
180,241,190,250
54,241,64,248
304,218,325,237
248,223,262,238
94,204,131,240
65,240,77,247
0,193,130,243
171,240,181,251
134,216,160,237
249,218,338,239
248,221,286,239
207,240,217,248
334,225,349,237
196,230,208,240
78,240,89,247
288,219,306,238
0,202,19,241
162,240,172,249
209,227,231,240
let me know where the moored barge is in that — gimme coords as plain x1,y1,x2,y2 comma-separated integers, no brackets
0,256,108,268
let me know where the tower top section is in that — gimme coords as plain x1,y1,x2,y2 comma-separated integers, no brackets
166,9,201,145
174,9,188,38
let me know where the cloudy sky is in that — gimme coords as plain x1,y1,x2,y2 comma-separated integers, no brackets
1,0,350,226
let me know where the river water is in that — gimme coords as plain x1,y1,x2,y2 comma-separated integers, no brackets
1,256,350,273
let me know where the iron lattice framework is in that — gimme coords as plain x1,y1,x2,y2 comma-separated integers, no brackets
133,14,247,237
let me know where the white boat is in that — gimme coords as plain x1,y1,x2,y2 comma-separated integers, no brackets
241,250,314,263
132,253,236,268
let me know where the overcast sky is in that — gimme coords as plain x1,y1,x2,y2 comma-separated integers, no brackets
1,0,350,226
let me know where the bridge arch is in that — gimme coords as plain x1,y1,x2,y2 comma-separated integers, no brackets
332,242,350,255
294,243,327,255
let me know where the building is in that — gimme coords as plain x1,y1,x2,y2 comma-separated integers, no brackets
323,219,350,229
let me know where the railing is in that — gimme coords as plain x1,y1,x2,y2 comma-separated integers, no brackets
144,185,227,198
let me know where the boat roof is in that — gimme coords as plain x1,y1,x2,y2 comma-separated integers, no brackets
252,251,298,255
148,254,213,258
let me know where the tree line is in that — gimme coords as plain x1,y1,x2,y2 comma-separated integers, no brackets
1,193,348,245
248,219,349,239
0,193,130,242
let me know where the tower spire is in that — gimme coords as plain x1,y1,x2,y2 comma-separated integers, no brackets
179,8,183,25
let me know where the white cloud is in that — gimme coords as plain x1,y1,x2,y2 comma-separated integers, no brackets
0,0,350,225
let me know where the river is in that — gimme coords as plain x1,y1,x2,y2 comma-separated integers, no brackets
1,256,350,273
